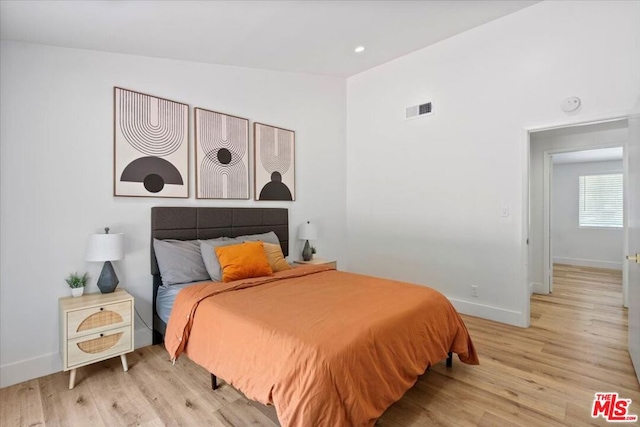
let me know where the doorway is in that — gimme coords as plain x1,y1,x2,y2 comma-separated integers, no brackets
547,147,626,305
522,108,640,385
528,119,629,308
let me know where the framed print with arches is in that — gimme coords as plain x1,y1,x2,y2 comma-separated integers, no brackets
195,108,249,199
113,87,189,198
254,122,295,201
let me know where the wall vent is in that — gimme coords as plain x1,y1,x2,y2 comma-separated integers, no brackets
406,102,433,120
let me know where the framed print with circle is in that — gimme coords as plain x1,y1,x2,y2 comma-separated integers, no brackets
113,87,189,198
195,108,249,199
254,122,295,201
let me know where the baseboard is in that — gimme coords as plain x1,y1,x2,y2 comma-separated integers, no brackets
448,298,526,327
1,327,154,388
531,282,547,294
553,257,622,270
0,351,61,388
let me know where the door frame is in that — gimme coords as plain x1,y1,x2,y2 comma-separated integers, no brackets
522,111,632,326
544,151,553,294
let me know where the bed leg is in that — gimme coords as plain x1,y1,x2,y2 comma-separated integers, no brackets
446,352,453,368
211,373,218,390
152,329,163,346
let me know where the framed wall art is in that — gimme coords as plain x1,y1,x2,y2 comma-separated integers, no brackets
254,123,295,201
195,108,249,199
113,87,189,198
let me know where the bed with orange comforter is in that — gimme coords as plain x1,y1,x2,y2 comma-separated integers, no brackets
165,264,478,426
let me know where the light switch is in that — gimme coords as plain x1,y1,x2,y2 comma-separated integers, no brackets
501,206,510,217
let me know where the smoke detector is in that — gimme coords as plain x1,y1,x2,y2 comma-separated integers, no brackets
561,96,581,112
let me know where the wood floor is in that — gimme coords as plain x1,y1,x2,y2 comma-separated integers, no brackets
2,264,638,426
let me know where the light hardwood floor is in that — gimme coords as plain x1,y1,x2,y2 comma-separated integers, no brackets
2,264,638,426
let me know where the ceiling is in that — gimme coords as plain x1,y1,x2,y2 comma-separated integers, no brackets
553,147,624,165
0,1,539,77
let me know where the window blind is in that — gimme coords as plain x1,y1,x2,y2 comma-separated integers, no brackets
578,173,623,228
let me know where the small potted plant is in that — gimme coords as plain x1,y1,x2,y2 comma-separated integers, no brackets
65,272,89,297
311,246,317,259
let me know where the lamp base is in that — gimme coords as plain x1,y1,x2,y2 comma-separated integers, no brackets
302,240,313,261
97,261,119,293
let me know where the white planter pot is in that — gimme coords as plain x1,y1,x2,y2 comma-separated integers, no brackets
71,287,84,298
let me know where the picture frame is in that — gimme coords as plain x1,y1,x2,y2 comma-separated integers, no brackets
195,108,250,199
254,122,296,201
113,87,189,198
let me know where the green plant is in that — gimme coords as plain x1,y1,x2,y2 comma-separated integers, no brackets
311,246,317,255
65,272,89,289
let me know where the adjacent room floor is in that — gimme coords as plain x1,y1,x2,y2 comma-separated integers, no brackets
1,265,637,426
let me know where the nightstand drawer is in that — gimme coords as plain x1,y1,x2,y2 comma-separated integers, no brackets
67,300,132,339
67,326,132,368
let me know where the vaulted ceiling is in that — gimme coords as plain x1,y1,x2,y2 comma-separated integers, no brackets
0,1,538,77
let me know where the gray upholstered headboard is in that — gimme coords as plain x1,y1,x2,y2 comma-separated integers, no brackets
150,206,289,275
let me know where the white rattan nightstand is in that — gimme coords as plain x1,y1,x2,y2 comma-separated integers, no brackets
59,289,134,389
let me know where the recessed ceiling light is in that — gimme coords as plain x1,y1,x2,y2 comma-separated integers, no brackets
354,46,365,53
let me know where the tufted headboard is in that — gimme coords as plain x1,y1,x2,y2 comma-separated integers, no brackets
151,206,289,274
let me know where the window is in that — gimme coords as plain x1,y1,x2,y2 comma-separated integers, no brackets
579,173,623,228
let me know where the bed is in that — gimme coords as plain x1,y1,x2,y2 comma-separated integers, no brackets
151,206,478,427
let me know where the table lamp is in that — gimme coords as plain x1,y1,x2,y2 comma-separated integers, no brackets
86,227,124,293
298,221,318,261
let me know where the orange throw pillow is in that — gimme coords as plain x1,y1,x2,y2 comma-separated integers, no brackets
215,241,273,283
263,242,291,272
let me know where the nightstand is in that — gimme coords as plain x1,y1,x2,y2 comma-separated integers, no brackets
294,258,337,269
59,289,134,389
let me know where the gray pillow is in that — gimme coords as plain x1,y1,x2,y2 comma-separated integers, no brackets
236,231,280,245
200,238,241,282
199,236,231,244
153,239,211,286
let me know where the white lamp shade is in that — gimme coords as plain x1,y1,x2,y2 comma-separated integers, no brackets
86,233,124,262
298,222,318,240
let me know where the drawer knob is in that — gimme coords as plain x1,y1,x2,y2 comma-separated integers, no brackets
100,333,104,337
100,307,104,311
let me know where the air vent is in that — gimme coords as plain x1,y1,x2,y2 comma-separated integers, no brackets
406,101,433,120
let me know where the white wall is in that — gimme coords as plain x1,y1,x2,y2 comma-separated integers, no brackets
346,1,640,325
3,0,640,388
552,160,624,269
0,41,347,387
530,121,627,292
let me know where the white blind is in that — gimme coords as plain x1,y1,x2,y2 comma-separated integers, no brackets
579,173,623,228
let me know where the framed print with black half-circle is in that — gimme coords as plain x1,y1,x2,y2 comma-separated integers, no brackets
195,108,249,199
254,123,295,201
113,87,189,198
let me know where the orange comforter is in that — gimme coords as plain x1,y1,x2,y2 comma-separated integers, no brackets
165,265,478,426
